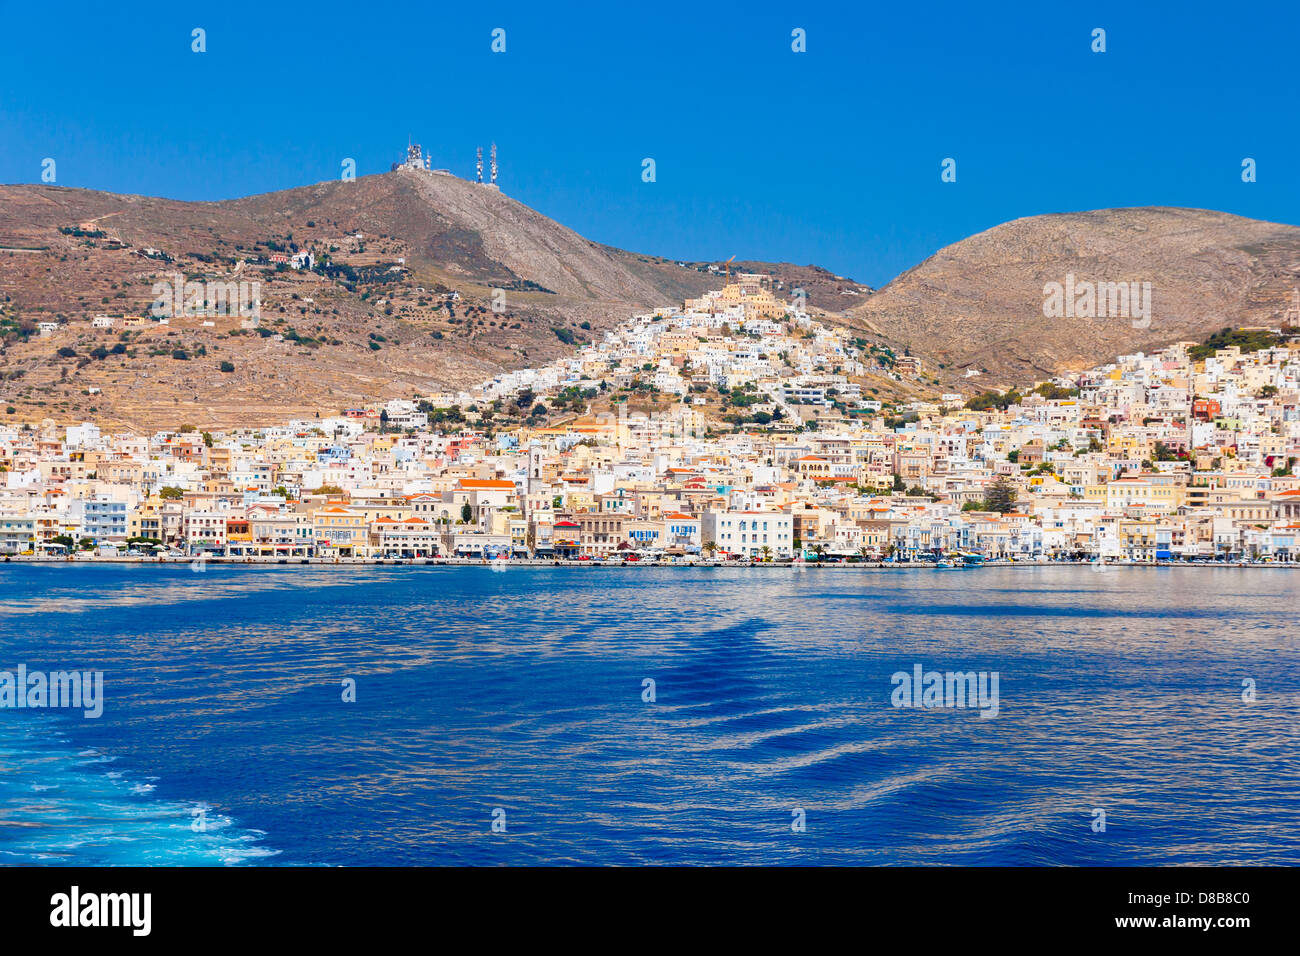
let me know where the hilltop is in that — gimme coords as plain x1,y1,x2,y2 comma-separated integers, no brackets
3,174,1300,431
0,170,864,430
838,207,1300,391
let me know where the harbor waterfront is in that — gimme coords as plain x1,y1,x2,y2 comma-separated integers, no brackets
6,553,1300,568
2,562,1297,866
5,283,1300,570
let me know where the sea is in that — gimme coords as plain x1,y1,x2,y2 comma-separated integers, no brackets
1,563,1296,865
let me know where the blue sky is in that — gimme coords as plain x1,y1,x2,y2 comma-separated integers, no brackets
2,0,1297,287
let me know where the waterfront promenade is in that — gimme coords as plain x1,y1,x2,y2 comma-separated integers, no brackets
5,554,1292,569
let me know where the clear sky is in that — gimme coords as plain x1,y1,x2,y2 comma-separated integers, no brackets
2,0,1297,288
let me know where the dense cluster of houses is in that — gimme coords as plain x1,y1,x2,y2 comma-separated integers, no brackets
4,280,1300,564
439,273,898,418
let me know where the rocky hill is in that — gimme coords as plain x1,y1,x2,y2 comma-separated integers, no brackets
0,170,861,430
839,207,1300,391
3,177,1298,431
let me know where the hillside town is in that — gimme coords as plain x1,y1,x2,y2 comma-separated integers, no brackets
3,276,1300,565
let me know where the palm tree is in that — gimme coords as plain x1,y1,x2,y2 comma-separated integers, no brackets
760,545,772,562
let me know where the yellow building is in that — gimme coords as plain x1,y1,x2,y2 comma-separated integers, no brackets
128,497,165,542
1085,478,1186,514
1118,517,1159,560
1107,432,1142,457
312,506,368,556
705,277,788,320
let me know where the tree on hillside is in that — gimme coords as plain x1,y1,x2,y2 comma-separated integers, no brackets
985,477,1018,514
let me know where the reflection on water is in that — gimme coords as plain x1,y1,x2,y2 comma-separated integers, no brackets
1,564,1296,865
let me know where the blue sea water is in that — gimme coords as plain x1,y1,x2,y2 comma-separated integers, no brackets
0,563,1296,866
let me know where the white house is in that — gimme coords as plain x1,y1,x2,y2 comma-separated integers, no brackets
183,511,228,552
661,512,702,551
702,510,794,558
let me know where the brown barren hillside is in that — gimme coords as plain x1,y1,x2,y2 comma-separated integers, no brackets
3,178,1298,431
840,207,1300,391
0,170,855,430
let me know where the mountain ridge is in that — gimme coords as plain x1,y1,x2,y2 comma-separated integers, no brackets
0,171,867,428
2,174,1298,429
838,205,1300,390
